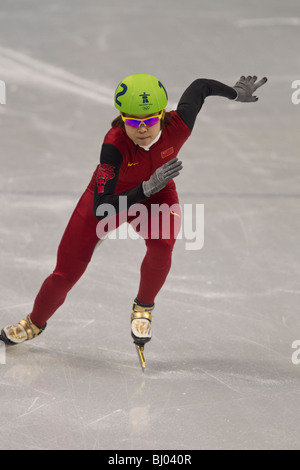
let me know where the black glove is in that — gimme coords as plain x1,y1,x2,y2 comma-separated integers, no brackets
233,76,268,102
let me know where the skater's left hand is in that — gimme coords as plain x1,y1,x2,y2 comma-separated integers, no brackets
233,76,268,102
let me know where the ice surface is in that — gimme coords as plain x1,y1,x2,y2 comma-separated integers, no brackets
0,0,300,450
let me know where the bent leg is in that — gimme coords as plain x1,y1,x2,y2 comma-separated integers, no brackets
134,185,181,305
137,238,175,305
30,190,99,327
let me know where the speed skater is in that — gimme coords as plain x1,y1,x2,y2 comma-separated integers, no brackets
0,74,267,368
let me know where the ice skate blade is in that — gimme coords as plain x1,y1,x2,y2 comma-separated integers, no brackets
135,343,146,371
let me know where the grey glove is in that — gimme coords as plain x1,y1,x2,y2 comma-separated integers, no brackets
142,157,183,197
233,75,267,102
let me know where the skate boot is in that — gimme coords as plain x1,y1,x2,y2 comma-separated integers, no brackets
131,299,154,370
0,315,46,345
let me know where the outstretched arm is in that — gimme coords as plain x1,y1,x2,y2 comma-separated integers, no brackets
176,76,267,132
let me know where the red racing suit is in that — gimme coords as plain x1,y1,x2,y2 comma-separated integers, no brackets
30,79,236,327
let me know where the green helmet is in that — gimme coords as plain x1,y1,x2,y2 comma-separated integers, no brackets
114,73,168,115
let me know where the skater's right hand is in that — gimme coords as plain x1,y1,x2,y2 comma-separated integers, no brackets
142,158,183,197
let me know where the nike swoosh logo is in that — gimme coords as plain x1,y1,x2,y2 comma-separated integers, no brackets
170,211,180,217
128,162,139,166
